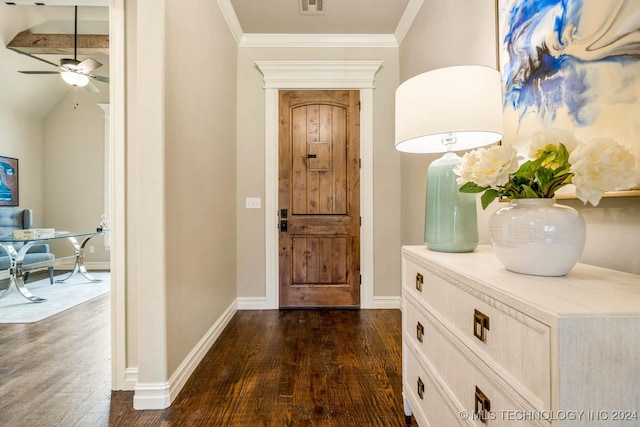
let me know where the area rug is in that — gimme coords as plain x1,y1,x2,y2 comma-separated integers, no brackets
0,272,110,323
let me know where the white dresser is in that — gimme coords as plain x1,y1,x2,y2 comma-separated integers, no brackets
401,245,640,427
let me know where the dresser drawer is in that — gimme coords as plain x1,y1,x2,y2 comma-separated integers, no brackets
403,292,429,355
410,302,548,427
404,342,466,427
403,258,551,409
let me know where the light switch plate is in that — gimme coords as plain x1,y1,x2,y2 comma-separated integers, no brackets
246,197,261,209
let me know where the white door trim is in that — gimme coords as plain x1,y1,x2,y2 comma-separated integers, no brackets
109,0,127,390
255,60,382,309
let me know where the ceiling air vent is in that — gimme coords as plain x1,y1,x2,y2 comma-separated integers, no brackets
299,0,324,15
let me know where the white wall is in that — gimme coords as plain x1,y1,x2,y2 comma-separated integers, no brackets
43,84,110,264
559,197,640,274
235,46,402,303
0,105,44,218
164,0,238,377
0,7,42,215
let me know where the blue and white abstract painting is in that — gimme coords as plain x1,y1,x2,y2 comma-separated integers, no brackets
498,0,640,170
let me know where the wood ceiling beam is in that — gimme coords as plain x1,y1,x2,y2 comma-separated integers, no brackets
7,31,109,55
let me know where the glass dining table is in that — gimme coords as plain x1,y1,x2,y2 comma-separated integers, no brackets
0,230,105,303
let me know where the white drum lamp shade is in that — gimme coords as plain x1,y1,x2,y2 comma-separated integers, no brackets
395,65,503,252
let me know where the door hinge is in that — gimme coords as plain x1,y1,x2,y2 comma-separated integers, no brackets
359,216,362,226
358,101,361,111
359,158,362,169
359,275,362,284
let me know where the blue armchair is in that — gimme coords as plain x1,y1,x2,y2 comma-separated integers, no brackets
0,208,55,284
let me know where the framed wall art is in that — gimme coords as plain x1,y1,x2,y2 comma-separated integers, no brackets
496,0,640,196
0,156,19,207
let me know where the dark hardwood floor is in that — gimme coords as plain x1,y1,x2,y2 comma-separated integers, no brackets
1,286,418,426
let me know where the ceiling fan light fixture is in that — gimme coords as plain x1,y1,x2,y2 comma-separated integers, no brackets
61,70,89,87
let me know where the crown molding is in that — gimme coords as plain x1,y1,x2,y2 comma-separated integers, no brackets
217,0,424,48
240,33,398,48
395,0,424,45
217,0,243,45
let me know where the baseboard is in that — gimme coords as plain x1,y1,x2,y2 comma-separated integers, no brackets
238,296,400,310
133,382,171,410
370,296,401,310
125,367,138,390
167,298,238,402
237,296,268,310
132,298,238,410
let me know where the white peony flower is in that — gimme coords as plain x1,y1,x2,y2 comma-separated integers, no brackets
569,138,637,206
454,150,482,185
529,129,578,159
455,144,519,188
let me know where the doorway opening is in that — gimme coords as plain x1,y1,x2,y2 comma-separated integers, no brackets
278,90,361,307
255,60,382,309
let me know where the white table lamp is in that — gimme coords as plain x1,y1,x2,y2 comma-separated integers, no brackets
395,65,503,252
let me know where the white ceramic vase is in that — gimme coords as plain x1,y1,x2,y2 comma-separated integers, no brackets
489,198,586,276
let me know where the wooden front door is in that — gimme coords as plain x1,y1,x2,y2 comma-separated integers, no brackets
278,90,360,308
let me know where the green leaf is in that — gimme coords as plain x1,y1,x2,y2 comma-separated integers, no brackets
513,160,535,180
535,166,554,185
459,182,488,194
520,185,540,198
480,188,500,209
557,143,570,165
543,172,573,197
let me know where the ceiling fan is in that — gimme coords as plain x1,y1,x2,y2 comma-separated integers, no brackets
9,6,109,93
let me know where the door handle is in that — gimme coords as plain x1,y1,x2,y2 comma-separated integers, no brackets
473,309,490,343
417,377,425,399
416,322,424,343
475,386,491,423
280,220,288,232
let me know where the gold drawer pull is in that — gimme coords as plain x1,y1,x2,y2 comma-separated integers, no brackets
417,377,425,399
416,322,424,343
473,309,490,342
415,273,423,292
475,386,491,424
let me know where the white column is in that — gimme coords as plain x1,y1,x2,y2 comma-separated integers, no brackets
97,103,110,249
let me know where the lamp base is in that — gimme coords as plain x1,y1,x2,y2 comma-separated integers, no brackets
425,152,478,253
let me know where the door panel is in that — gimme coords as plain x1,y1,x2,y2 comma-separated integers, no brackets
292,104,347,215
279,90,360,308
291,237,347,284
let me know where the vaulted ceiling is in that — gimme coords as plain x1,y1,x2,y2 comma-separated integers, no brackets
0,3,109,118
0,0,420,118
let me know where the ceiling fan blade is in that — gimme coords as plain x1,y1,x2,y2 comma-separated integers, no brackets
8,47,59,68
18,71,60,75
76,58,102,74
84,82,100,93
90,74,110,84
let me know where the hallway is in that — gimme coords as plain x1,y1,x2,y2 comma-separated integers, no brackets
1,295,416,426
